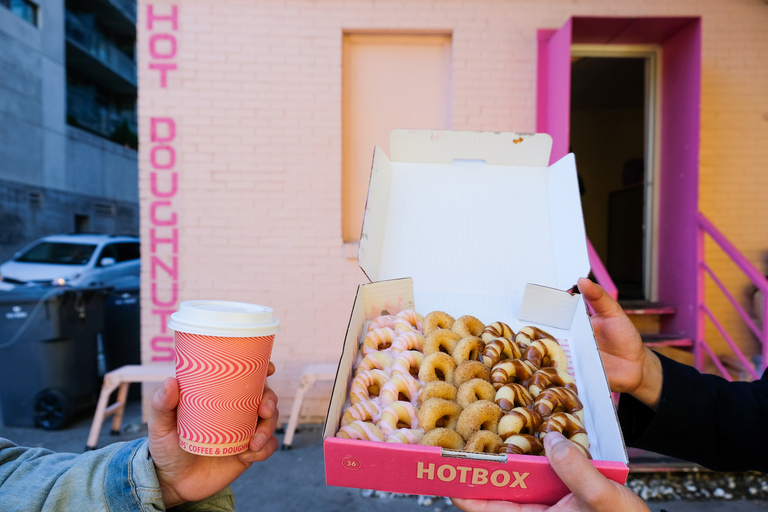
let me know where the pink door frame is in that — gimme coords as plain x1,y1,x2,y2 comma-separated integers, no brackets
537,16,702,339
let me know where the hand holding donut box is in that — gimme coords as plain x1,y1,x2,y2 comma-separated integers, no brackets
322,130,628,504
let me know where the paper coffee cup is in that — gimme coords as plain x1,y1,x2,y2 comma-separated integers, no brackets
168,300,280,456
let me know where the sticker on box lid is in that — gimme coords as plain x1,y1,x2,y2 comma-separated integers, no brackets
518,284,580,330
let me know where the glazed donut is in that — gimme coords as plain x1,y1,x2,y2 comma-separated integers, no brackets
533,386,584,423
523,339,568,370
354,351,394,376
418,398,462,432
456,378,496,409
452,336,485,365
539,412,591,459
490,359,537,390
499,434,544,456
336,420,386,441
393,309,423,333
494,383,534,412
456,400,503,441
481,337,523,368
453,360,491,388
417,380,458,407
378,400,419,436
379,373,422,406
497,407,543,439
362,327,397,356
481,321,515,343
515,325,557,345
464,431,503,454
452,315,485,338
423,329,461,356
367,315,395,331
386,428,424,444
390,331,425,353
422,311,455,337
390,350,425,379
419,427,465,450
527,367,577,397
349,369,390,405
341,399,384,427
418,352,457,385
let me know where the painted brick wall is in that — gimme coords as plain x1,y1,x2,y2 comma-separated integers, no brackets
137,0,768,421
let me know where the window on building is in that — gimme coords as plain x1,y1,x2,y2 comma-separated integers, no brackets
1,0,38,26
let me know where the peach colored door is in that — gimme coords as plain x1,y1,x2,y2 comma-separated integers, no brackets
342,33,452,243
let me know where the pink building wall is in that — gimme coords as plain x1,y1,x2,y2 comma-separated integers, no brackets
138,0,768,421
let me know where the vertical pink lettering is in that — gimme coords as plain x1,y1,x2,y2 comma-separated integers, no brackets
149,34,177,59
151,255,178,280
149,63,177,88
151,172,178,198
152,309,176,334
146,4,178,30
151,281,178,307
150,145,175,169
150,228,178,253
150,200,177,226
151,117,176,142
150,336,176,362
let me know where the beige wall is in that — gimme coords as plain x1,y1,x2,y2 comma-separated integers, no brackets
138,0,768,422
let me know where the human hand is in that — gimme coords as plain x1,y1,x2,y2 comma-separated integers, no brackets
148,363,279,508
576,278,663,410
451,432,649,512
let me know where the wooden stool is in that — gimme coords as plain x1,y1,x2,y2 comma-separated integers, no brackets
85,364,175,451
282,363,337,449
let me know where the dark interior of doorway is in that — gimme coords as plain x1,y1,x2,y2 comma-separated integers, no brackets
570,56,647,301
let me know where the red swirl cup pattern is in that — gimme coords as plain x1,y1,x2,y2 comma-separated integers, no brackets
175,331,275,455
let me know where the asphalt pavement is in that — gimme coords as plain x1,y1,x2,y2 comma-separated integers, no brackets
1,400,768,512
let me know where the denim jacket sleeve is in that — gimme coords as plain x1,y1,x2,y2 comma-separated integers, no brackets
0,437,234,512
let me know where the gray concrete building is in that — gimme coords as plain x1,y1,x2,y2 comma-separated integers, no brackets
0,0,138,262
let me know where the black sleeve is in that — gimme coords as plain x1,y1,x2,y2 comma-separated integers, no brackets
618,352,768,472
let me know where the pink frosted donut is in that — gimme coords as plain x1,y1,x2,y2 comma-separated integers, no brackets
390,331,425,353
336,420,386,441
354,351,394,376
386,428,425,444
349,369,389,405
393,309,423,334
341,399,384,427
368,315,396,331
378,400,419,436
362,327,396,355
391,350,425,379
380,373,423,406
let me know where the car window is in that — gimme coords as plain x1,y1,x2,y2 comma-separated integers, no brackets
115,242,140,262
97,244,119,266
17,242,97,265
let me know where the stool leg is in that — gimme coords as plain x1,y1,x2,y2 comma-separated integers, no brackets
282,376,314,449
110,382,131,435
86,378,120,451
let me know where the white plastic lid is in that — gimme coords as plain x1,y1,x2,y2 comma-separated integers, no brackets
168,300,281,337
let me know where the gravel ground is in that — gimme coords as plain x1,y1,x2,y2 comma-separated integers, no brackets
627,471,768,501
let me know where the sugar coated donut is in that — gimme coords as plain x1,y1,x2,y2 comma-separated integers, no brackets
464,430,503,454
419,427,465,450
452,336,485,365
380,373,422,406
524,339,568,370
481,337,523,368
481,321,514,343
418,398,462,432
336,420,386,441
453,360,491,388
422,311,455,337
362,327,397,356
393,309,423,333
423,329,461,356
368,315,395,331
499,434,544,456
417,380,458,407
456,378,496,409
497,407,543,439
527,367,577,397
418,352,457,385
452,315,485,338
354,351,394,376
533,386,584,422
539,412,591,459
350,369,390,405
378,400,419,436
390,350,425,379
490,359,537,390
494,383,534,411
386,428,424,444
456,400,503,441
390,331,425,353
341,399,384,427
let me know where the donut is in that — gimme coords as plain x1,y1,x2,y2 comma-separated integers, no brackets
499,434,544,456
390,331,425,353
349,369,390,405
418,398,462,432
390,350,425,379
539,412,591,459
494,383,534,412
378,400,419,436
524,339,568,370
362,327,397,355
481,337,523,368
341,399,384,427
464,431,503,454
515,325,557,345
354,351,394,376
456,378,496,409
419,427,465,450
423,329,461,356
417,380,458,407
418,352,457,385
452,315,485,338
497,407,543,439
393,309,423,333
527,367,577,397
452,336,485,365
386,428,425,444
368,315,395,331
533,386,584,423
481,321,514,343
422,311,455,337
379,373,422,406
490,359,537,390
336,420,386,441
456,400,503,441
453,360,491,388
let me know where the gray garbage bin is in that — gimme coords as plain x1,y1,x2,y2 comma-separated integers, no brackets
0,286,106,429
102,276,141,400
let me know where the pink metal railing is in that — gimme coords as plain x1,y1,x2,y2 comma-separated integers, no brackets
587,237,618,300
696,212,768,380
